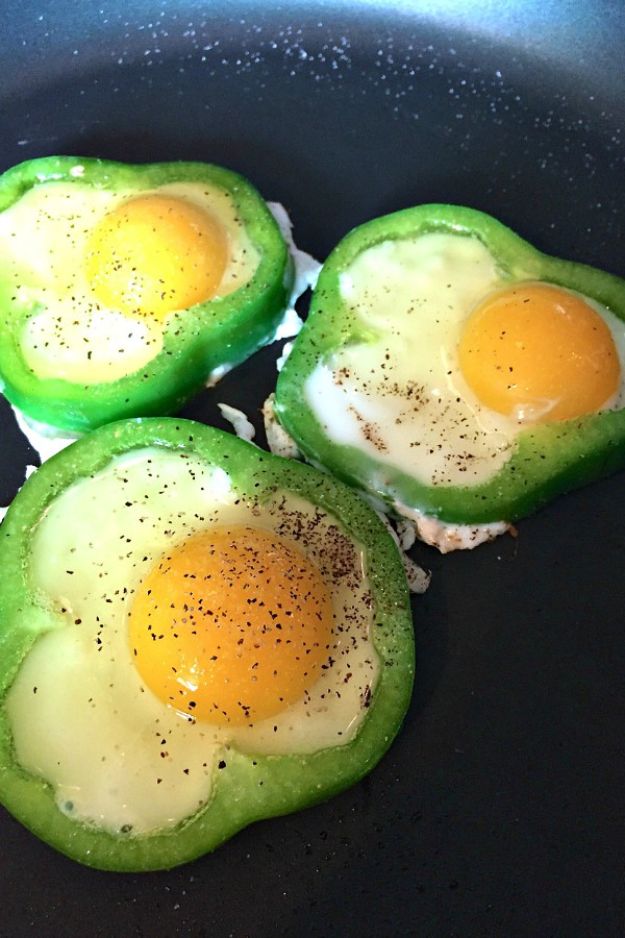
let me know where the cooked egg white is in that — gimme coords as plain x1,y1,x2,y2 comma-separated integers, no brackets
0,180,260,384
387,498,510,553
305,233,625,489
5,447,378,835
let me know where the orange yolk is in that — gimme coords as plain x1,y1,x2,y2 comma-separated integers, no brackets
129,526,334,727
84,194,228,320
458,282,621,422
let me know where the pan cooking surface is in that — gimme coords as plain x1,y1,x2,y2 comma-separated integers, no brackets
1,3,624,935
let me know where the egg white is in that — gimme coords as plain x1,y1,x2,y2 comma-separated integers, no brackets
6,447,378,835
0,180,261,384
305,232,625,489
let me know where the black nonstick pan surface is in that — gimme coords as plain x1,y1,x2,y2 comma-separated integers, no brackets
1,2,624,935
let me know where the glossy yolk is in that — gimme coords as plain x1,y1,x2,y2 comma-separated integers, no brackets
458,282,621,422
84,194,228,320
129,526,334,726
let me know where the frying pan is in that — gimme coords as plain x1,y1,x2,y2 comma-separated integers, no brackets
1,2,624,934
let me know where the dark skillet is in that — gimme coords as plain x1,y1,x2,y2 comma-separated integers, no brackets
1,2,624,935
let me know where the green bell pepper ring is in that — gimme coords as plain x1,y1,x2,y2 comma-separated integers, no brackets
0,157,292,433
274,204,625,525
0,418,414,872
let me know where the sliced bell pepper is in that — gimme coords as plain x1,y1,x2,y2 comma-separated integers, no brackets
0,418,414,871
274,204,625,525
0,157,292,432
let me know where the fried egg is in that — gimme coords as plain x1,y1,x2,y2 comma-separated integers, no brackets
304,232,625,489
5,443,378,835
0,179,259,384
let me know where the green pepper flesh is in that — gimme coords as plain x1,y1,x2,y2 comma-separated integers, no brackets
274,204,625,525
0,157,292,433
0,418,414,871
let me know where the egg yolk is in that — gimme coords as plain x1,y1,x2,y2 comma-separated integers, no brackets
129,526,334,726
84,194,228,320
458,282,621,422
